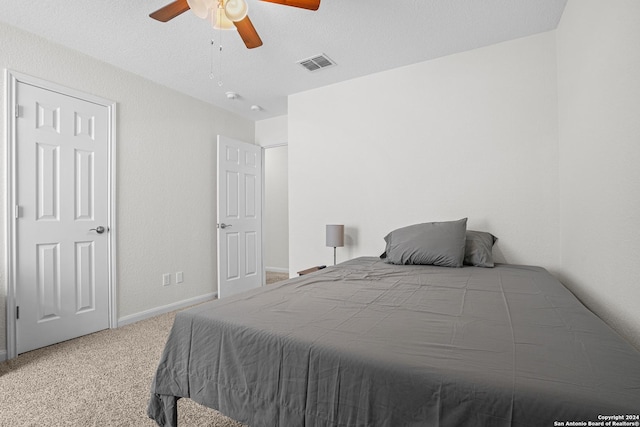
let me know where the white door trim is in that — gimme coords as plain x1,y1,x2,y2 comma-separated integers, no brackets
4,69,118,360
260,142,288,283
260,142,288,149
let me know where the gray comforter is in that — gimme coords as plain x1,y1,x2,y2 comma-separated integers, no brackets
148,257,640,426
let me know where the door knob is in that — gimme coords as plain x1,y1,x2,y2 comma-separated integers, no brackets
90,226,106,234
218,223,232,229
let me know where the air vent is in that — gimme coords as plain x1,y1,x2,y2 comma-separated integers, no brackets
298,54,336,72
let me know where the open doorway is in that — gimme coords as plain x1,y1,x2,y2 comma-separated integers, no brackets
263,144,289,284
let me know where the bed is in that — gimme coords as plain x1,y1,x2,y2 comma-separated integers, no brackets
148,257,640,426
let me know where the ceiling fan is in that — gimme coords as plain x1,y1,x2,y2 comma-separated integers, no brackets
150,0,321,49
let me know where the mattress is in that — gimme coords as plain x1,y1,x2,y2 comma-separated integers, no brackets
148,257,640,426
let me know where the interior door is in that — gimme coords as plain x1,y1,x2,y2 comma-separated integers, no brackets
216,135,263,298
14,80,112,354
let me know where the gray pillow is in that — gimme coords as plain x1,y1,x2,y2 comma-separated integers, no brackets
464,230,498,268
382,218,468,267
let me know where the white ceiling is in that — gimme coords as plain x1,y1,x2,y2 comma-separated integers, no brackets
0,0,567,121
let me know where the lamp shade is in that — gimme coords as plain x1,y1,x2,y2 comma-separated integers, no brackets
326,225,344,248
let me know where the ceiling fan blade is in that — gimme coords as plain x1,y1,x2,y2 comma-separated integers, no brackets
260,0,320,11
234,15,263,49
149,0,191,22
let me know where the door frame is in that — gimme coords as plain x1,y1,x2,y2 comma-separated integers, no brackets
260,142,288,284
4,70,118,360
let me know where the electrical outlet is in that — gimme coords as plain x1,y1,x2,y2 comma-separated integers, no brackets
162,273,171,287
176,272,184,284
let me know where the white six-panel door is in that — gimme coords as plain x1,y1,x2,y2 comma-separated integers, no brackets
217,135,263,298
12,77,113,355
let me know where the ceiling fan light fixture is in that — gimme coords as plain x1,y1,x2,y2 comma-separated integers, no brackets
212,3,236,30
187,0,210,19
224,0,249,22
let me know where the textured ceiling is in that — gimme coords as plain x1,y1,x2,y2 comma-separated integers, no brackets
0,0,567,120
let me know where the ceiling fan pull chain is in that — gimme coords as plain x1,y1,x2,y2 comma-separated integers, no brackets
218,30,224,87
209,38,216,80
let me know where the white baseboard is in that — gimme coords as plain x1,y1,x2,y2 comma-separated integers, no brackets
117,292,216,328
0,349,6,362
265,267,289,274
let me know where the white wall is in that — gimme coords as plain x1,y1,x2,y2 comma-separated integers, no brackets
255,115,287,147
557,0,640,348
289,31,560,273
0,22,254,356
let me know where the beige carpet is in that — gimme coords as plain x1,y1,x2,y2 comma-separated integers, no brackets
0,309,247,427
265,271,289,285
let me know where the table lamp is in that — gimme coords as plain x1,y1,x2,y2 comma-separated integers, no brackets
326,224,344,265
